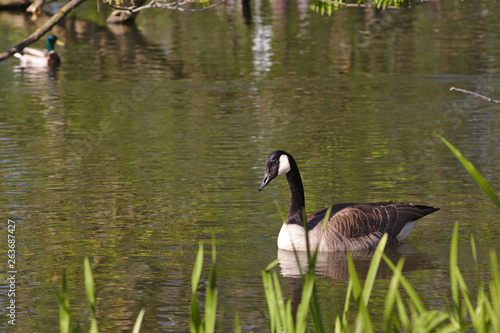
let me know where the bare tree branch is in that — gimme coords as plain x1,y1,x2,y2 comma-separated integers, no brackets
450,87,500,104
0,0,88,62
103,0,225,13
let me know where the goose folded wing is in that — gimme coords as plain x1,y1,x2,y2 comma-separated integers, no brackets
326,203,427,240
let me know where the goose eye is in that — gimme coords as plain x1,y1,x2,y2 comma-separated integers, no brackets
272,160,279,165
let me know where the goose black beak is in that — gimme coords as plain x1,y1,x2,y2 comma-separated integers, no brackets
258,171,271,191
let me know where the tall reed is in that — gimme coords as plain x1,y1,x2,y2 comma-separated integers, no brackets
54,257,145,333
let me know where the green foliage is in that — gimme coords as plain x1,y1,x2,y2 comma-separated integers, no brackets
84,257,98,333
54,257,145,333
438,134,500,209
53,269,81,333
309,0,340,16
310,0,413,16
188,223,500,332
190,239,218,333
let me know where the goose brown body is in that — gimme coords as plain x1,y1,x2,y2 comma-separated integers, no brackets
259,151,439,252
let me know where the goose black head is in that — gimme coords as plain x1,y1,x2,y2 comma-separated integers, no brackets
258,150,292,191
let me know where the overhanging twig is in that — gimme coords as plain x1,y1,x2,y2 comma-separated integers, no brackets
450,87,500,104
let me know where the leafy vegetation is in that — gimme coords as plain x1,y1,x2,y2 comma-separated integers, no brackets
310,0,414,16
190,239,219,333
54,257,145,333
188,224,500,332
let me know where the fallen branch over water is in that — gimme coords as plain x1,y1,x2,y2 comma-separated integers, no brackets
0,0,87,62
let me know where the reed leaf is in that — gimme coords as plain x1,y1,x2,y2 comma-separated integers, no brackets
189,241,218,333
362,234,387,306
53,269,71,333
347,252,373,333
295,271,315,332
308,282,324,333
190,244,204,333
489,251,500,331
204,239,218,333
261,260,280,332
234,313,241,333
438,135,500,209
306,206,331,333
383,257,405,332
132,309,145,333
84,257,98,333
449,223,461,325
382,254,425,314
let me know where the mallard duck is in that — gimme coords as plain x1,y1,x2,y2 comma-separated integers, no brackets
258,150,439,251
14,35,63,68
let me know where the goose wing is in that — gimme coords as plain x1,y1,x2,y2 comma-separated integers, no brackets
325,203,431,239
306,201,392,230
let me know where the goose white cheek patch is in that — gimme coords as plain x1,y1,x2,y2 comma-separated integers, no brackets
278,155,291,175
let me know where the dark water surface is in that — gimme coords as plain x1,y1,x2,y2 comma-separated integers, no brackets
1,0,500,331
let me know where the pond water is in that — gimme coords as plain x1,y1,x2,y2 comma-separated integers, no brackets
1,0,500,331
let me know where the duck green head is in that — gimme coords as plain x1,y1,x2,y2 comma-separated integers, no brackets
46,35,58,52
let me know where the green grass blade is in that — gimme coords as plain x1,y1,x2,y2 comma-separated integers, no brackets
54,269,71,333
295,271,315,332
308,282,324,333
362,234,387,306
347,252,362,302
307,205,328,333
335,274,354,332
383,257,405,332
396,292,410,331
132,309,145,333
438,134,500,209
84,257,98,333
489,251,500,331
272,271,291,332
190,244,204,333
192,244,204,294
261,271,276,332
347,253,373,333
449,223,478,329
382,254,425,314
234,312,241,333
449,223,461,320
263,259,280,273
471,237,481,288
204,239,217,333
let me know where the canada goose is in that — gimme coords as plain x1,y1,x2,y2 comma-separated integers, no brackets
14,35,63,68
258,150,439,252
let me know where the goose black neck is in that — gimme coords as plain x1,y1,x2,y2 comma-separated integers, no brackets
285,157,305,227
